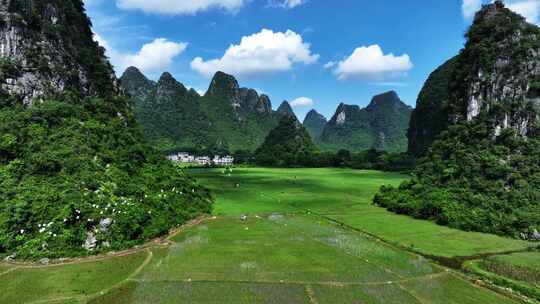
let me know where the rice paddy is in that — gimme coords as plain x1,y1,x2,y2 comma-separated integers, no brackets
1,167,534,303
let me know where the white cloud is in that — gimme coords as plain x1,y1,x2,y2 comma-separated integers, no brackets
506,0,540,25
462,0,483,19
94,35,187,74
191,29,319,77
291,97,314,107
323,61,336,69
332,45,413,81
462,0,540,24
268,0,306,9
116,0,245,15
124,39,187,72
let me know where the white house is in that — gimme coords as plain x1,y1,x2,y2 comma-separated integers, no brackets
168,153,233,166
195,156,211,165
168,152,195,163
213,155,234,166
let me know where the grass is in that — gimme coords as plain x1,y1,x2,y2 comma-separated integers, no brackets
90,281,311,304
0,265,13,273
400,273,519,303
139,216,440,283
0,252,147,304
490,252,540,273
190,167,532,258
466,251,540,293
311,283,421,304
90,215,517,303
465,257,540,301
0,167,530,303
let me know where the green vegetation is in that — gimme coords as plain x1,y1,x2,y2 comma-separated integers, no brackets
0,97,212,259
90,215,515,304
465,252,540,302
0,0,212,260
191,168,531,258
302,109,327,139
0,168,529,303
379,2,540,240
375,117,540,238
482,252,540,286
93,281,311,304
120,69,278,153
0,251,147,303
399,273,517,304
406,56,457,156
254,115,317,166
319,91,413,153
490,252,540,273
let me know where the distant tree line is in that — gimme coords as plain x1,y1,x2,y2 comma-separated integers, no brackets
229,149,415,172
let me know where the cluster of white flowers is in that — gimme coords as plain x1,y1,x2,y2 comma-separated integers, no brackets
36,222,56,237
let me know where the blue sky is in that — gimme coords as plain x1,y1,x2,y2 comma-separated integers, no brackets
84,0,540,121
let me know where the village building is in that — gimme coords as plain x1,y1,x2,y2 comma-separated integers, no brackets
168,152,234,166
213,155,234,166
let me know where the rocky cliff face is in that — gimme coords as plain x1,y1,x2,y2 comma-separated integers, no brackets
206,71,273,118
457,1,540,133
303,109,327,139
0,0,117,104
409,1,540,155
320,91,412,152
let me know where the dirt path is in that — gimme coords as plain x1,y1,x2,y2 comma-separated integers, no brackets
84,248,154,303
0,267,18,277
27,249,155,304
2,216,212,270
14,217,218,304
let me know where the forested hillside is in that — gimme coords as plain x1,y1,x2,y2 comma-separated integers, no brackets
319,91,412,152
255,115,317,166
303,109,327,139
0,0,212,259
121,69,282,153
375,1,540,238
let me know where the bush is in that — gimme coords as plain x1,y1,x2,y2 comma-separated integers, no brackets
0,97,213,259
374,115,540,238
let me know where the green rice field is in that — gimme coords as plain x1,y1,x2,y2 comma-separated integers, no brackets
0,167,536,303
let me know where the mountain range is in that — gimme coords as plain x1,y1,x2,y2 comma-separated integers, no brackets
318,91,413,152
122,70,413,153
121,69,297,153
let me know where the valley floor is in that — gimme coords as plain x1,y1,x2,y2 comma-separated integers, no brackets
0,168,537,303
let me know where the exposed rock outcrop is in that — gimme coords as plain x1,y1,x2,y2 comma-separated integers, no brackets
206,71,274,117
0,0,118,104
408,1,540,155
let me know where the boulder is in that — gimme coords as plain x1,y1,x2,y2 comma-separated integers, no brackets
84,232,97,251
99,218,112,232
